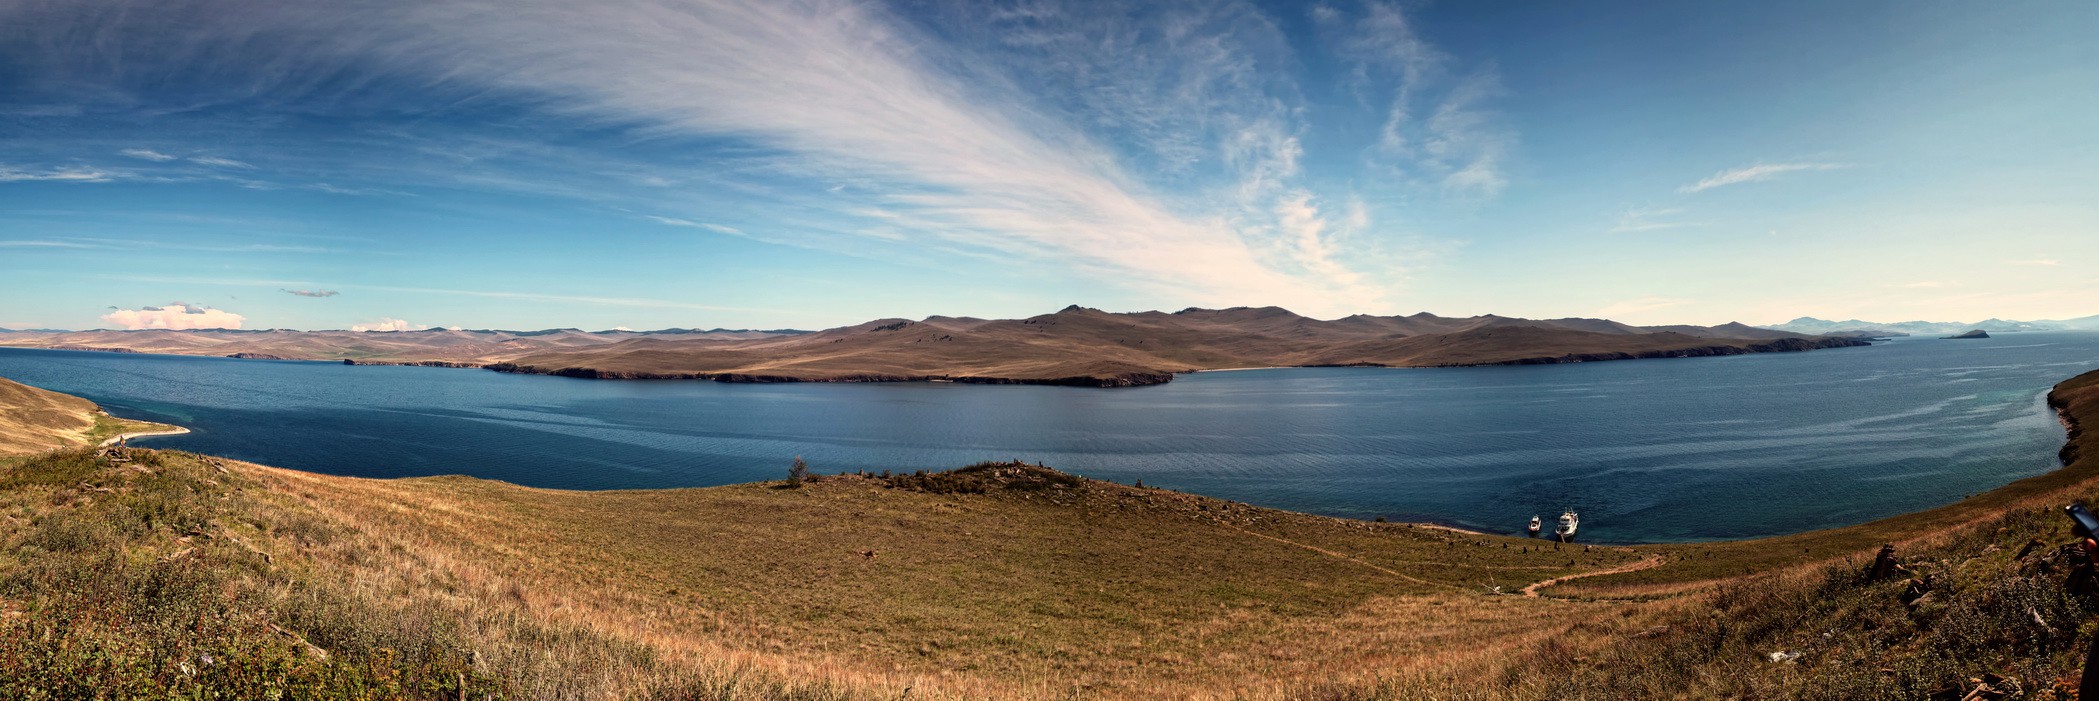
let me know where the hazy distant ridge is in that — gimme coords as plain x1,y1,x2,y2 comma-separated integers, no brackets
1763,314,2099,336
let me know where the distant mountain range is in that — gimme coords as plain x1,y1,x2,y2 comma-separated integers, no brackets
0,306,1871,387
1761,315,2099,337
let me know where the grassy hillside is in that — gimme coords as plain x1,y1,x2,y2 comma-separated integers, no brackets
0,377,179,455
1485,367,2099,698
2,369,2096,698
0,450,1657,699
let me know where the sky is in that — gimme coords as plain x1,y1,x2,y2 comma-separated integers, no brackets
1,0,2095,332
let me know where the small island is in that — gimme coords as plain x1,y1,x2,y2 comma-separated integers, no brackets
1945,329,1991,339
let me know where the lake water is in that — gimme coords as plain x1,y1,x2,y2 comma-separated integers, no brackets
2,333,2095,543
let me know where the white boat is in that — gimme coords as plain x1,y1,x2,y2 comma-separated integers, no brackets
1527,515,1542,536
1555,511,1579,541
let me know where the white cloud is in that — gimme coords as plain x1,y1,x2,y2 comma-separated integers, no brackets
2005,259,2060,267
189,156,252,168
345,0,1389,313
1598,297,1691,317
0,164,116,183
1333,2,1512,199
17,0,1506,315
120,148,177,161
350,317,427,332
100,303,246,330
281,288,339,297
103,274,769,313
646,215,745,236
0,240,101,248
1679,162,1848,194
1899,281,1948,289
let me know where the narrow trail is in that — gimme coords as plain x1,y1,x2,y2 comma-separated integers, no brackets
1220,521,1674,598
1522,553,1667,597
1219,523,1461,590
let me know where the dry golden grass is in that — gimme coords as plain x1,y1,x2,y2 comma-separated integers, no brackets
236,461,1650,698
0,376,177,455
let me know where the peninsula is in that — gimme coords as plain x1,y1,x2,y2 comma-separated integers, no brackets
0,306,1871,387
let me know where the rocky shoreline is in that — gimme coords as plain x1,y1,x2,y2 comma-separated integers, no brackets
2050,372,2095,467
1459,336,1872,367
482,362,1176,388
341,359,485,368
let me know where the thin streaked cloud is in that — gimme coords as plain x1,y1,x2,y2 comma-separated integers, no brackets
0,164,116,183
100,274,773,313
119,148,177,161
0,239,100,248
1679,162,1848,194
190,155,252,168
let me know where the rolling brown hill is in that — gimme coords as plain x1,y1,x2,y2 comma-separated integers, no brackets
0,376,178,454
485,306,1870,385
0,307,1870,386
0,377,99,454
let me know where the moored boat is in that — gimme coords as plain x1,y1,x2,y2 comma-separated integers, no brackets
1555,511,1579,541
1527,515,1542,536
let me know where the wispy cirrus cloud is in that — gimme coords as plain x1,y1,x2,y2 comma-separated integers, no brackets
644,215,744,236
101,274,768,313
2005,258,2060,267
0,239,100,248
119,148,177,162
1679,162,1848,194
0,164,116,183
1327,1,1513,199
8,0,1511,317
335,0,1401,313
281,288,339,297
24,236,345,255
189,155,251,169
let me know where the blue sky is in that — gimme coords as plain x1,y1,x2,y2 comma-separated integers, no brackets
2,0,2094,331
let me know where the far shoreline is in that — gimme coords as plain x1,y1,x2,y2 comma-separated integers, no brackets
0,336,1879,389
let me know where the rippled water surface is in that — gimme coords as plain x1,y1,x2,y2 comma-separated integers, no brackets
3,332,2095,542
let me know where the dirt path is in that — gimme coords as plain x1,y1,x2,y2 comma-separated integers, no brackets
1521,553,1666,597
1220,523,1462,590
100,426,190,447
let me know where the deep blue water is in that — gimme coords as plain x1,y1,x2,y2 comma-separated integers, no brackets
2,332,2096,543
